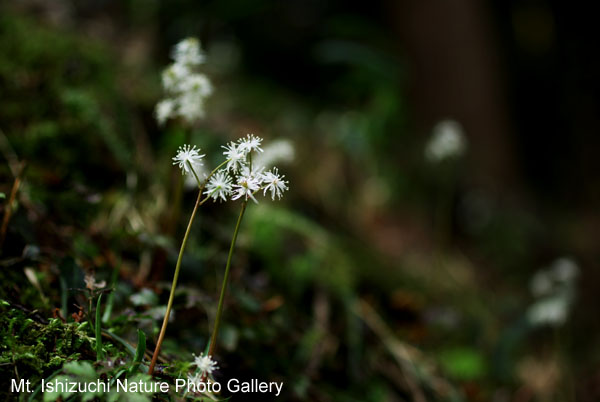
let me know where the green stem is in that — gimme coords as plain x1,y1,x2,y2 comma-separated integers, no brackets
208,202,247,357
148,189,203,375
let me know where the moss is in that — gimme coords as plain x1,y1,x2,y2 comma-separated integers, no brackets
0,304,95,400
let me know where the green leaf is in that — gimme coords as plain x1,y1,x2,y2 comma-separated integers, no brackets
63,361,97,380
129,329,146,373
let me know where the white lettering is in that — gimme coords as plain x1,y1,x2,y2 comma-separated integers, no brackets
11,379,30,393
273,382,283,396
227,378,239,393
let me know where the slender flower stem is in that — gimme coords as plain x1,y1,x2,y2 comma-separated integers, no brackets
187,161,203,188
149,190,203,375
149,158,231,375
208,201,247,357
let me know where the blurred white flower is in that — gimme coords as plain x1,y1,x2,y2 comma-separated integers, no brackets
222,141,247,173
161,63,190,92
530,270,554,297
192,353,218,375
156,37,212,126
254,139,295,170
527,257,579,327
238,134,263,153
177,92,206,123
179,73,213,96
425,119,467,162
551,257,579,283
172,38,205,66
204,170,233,202
172,144,205,177
155,99,176,126
261,167,289,200
527,296,569,326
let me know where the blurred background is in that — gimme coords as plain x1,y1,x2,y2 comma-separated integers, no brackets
1,0,599,401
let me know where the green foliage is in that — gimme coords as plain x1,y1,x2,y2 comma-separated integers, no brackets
0,305,95,399
130,330,146,373
438,347,487,382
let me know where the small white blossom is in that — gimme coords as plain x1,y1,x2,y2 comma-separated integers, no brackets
179,73,213,96
222,141,247,173
238,134,263,153
527,257,579,328
177,93,206,123
172,144,205,177
162,63,190,92
551,258,579,283
192,353,218,375
527,296,569,326
155,99,177,126
232,168,261,203
261,167,289,200
425,119,467,162
204,170,233,202
172,38,205,66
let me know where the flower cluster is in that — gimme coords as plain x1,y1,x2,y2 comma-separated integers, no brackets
527,257,579,327
155,38,213,125
173,134,289,203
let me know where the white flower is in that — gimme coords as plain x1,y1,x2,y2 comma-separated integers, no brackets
261,167,289,200
551,258,579,283
162,63,190,92
527,296,569,326
192,353,218,375
232,168,261,203
172,144,205,177
156,37,212,126
238,134,263,153
155,99,177,126
425,119,467,162
222,141,247,173
204,170,233,202
530,270,554,297
177,93,206,123
179,73,213,96
172,38,205,66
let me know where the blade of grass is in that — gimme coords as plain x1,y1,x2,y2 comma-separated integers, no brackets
102,329,135,357
102,264,120,323
95,294,103,361
130,329,146,373
59,276,68,320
